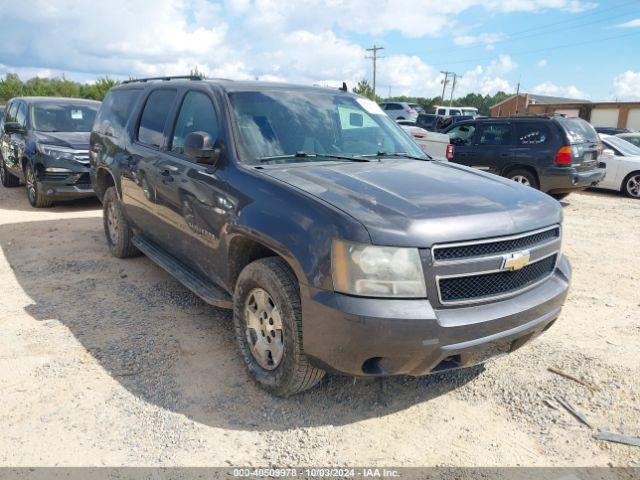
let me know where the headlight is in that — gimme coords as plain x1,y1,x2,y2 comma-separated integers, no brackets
332,239,427,298
37,144,78,162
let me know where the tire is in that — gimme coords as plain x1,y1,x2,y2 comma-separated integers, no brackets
506,168,539,190
622,171,640,199
24,163,53,208
233,257,325,396
0,156,20,187
551,193,570,200
102,186,140,258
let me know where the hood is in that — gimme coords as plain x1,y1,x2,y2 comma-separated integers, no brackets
35,131,90,150
261,160,562,247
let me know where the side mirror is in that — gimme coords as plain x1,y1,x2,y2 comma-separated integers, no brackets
4,122,24,134
184,131,220,165
601,148,615,159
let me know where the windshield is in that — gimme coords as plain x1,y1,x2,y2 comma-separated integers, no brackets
32,103,98,132
558,118,598,144
228,90,425,164
604,136,640,156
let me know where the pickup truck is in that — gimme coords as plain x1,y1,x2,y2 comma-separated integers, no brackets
90,76,571,396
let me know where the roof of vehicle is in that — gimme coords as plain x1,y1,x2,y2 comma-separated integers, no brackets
7,96,101,105
115,77,363,97
617,132,640,137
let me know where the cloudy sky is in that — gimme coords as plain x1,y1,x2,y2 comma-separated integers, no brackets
1,0,639,100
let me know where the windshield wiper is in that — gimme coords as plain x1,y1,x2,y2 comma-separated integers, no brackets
259,151,370,163
358,151,432,161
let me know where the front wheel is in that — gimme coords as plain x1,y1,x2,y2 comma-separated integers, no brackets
233,257,325,396
506,169,539,190
25,163,53,208
622,172,640,199
1,156,20,187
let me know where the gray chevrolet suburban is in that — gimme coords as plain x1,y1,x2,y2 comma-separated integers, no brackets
90,76,571,396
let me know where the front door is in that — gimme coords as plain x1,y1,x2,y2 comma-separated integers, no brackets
473,122,514,174
153,89,231,284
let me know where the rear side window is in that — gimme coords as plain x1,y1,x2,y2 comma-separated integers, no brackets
137,89,177,148
437,108,446,115
94,88,141,137
478,124,512,146
515,122,551,145
386,103,402,110
449,109,461,116
557,118,598,144
448,124,476,145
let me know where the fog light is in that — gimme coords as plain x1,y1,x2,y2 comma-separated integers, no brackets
46,188,55,196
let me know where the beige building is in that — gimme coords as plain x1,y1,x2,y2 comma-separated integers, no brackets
490,93,640,130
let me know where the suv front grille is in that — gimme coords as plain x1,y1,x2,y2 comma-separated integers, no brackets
439,254,557,303
433,226,560,261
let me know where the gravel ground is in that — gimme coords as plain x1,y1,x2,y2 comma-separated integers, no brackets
0,185,638,467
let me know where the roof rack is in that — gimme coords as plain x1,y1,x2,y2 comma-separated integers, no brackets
122,75,204,84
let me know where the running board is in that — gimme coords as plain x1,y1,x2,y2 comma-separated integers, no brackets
132,236,233,309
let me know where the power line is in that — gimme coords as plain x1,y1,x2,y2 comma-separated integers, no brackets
365,44,385,98
435,29,640,67
408,0,639,56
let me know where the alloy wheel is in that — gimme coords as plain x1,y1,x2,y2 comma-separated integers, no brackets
626,174,640,198
244,288,284,370
511,175,531,186
0,160,5,184
106,200,120,245
26,167,37,203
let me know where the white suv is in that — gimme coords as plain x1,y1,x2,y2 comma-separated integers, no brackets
379,102,418,121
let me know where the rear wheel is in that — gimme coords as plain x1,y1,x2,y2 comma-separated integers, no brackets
233,257,325,396
622,172,640,199
506,169,539,190
103,186,140,258
25,163,53,208
0,156,20,187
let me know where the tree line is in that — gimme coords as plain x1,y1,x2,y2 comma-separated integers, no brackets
352,79,510,116
1,74,510,116
0,73,118,103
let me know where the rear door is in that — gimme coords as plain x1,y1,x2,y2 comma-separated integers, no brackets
513,121,555,174
446,122,477,166
473,122,514,174
122,88,178,242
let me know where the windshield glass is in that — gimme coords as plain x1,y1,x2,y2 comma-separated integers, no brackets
228,90,425,163
605,136,640,156
558,118,598,144
32,103,98,132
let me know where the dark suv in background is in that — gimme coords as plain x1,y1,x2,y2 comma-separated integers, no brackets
90,76,570,396
0,96,99,207
445,116,605,198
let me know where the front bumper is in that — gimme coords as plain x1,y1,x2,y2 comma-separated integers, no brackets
38,171,95,199
540,167,605,194
301,255,571,377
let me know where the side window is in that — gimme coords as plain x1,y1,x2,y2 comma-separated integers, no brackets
515,123,551,145
170,91,219,155
137,89,177,148
379,104,388,110
448,124,476,146
94,88,141,136
478,124,512,146
387,103,402,110
450,109,461,116
15,102,27,127
4,102,16,123
437,108,446,115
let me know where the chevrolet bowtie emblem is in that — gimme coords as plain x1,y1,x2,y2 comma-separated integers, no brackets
501,250,531,271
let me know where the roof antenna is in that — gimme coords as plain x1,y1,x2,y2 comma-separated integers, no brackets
339,82,347,92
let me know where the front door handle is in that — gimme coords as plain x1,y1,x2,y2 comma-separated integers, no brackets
160,169,175,183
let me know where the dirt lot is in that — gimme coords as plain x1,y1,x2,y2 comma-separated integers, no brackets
0,184,638,467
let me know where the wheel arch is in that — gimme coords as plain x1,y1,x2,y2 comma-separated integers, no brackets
502,164,540,185
94,167,118,202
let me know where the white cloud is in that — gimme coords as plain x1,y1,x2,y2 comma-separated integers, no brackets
531,81,588,99
616,19,640,28
612,71,640,100
537,59,547,67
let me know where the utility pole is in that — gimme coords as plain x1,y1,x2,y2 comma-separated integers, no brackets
449,73,461,107
514,81,521,115
366,44,385,98
440,71,453,104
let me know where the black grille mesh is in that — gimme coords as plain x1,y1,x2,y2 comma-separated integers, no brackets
433,227,560,261
439,255,557,302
